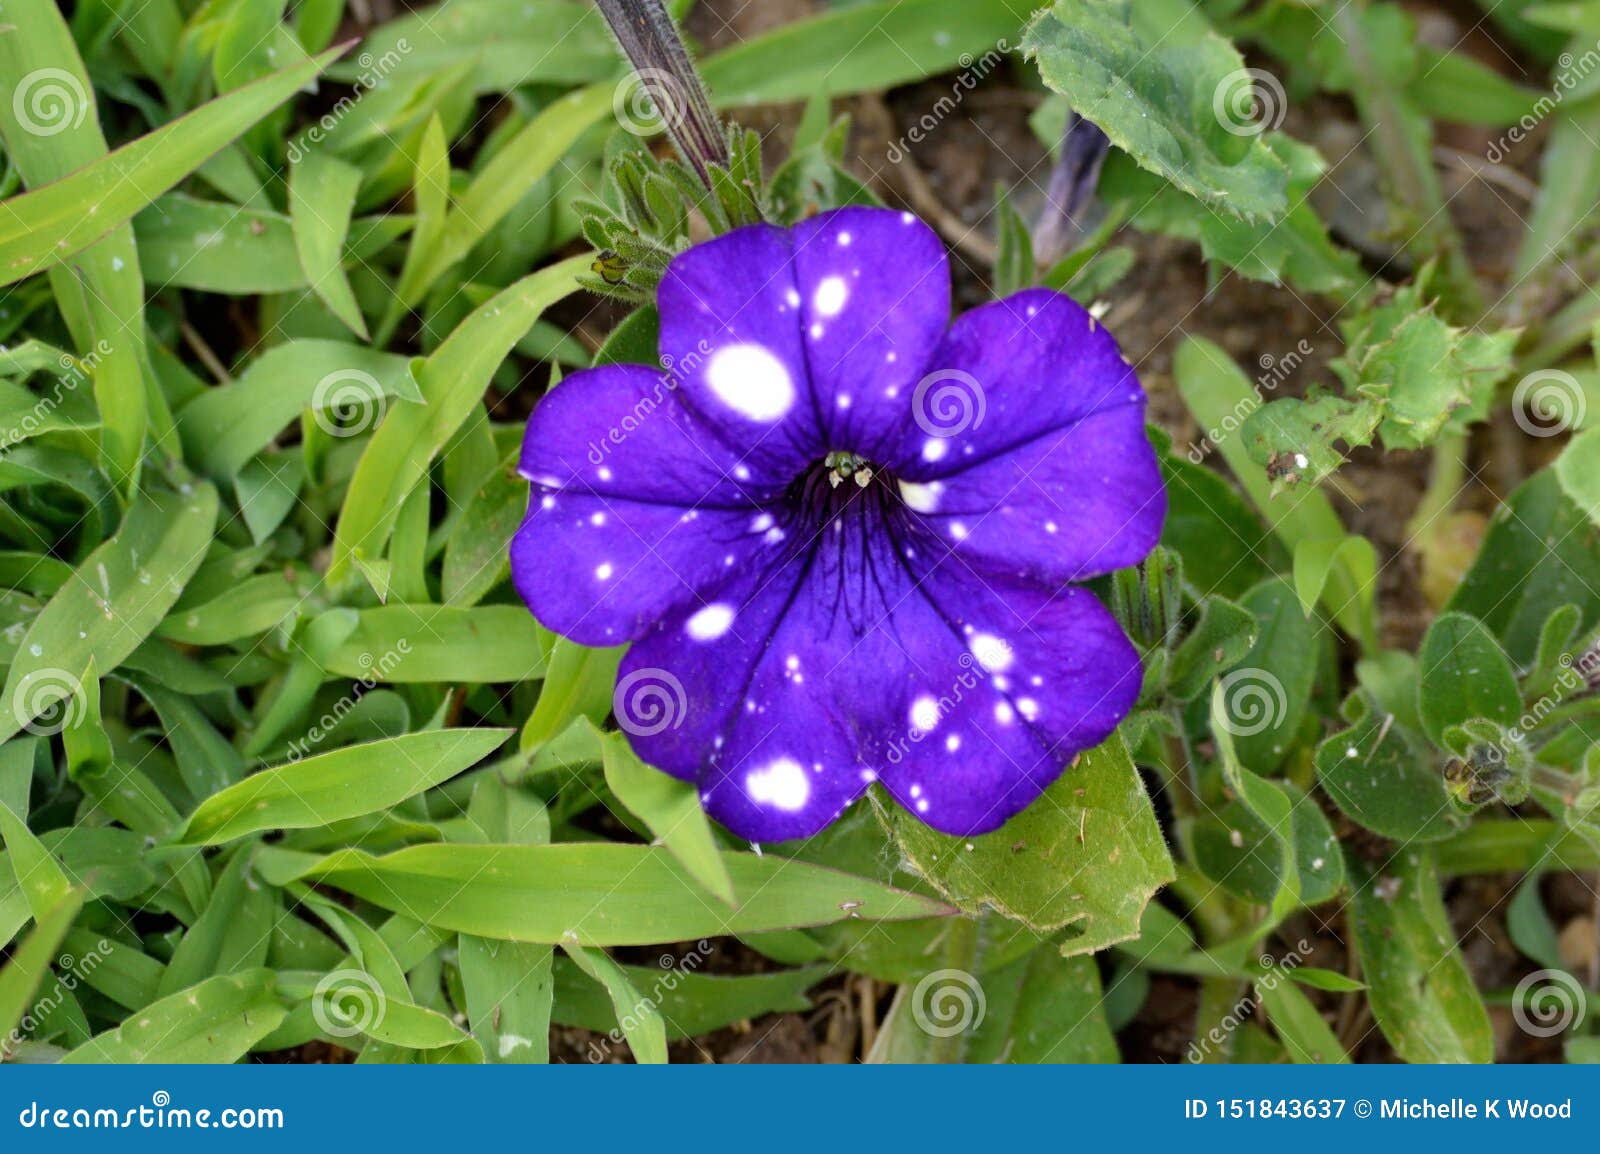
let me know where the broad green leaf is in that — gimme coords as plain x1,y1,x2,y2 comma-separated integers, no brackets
155,568,311,645
1316,690,1460,842
1417,612,1522,745
561,943,667,1064
1159,453,1279,600
1555,425,1600,528
1292,536,1377,635
601,727,735,906
331,255,587,582
0,47,342,284
702,0,1038,107
1165,594,1256,702
254,842,952,945
179,729,511,844
289,152,368,337
62,969,288,1063
1449,470,1600,663
460,936,553,1064
333,0,615,95
319,605,548,684
0,483,218,743
442,452,524,606
135,194,304,293
1022,0,1287,221
883,733,1173,955
177,340,422,479
1350,850,1493,1063
1209,681,1298,914
520,639,618,751
1227,579,1319,772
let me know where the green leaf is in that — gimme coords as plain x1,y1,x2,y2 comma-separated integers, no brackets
1255,972,1349,1064
1555,425,1600,529
62,969,288,1063
561,943,668,1064
318,605,549,684
255,842,951,946
0,46,343,285
552,958,823,1043
1165,594,1256,702
1022,0,1288,221
177,340,422,479
331,255,587,582
1316,690,1461,842
289,151,368,338
1350,850,1493,1063
1449,470,1600,663
0,891,84,1049
178,729,511,845
460,934,553,1064
1208,681,1298,913
1418,612,1522,745
701,0,1038,107
1227,579,1319,772
1,483,218,743
600,727,735,906
442,451,524,606
882,733,1173,955
134,194,305,293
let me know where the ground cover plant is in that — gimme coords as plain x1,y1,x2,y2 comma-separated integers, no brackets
1,0,1599,1066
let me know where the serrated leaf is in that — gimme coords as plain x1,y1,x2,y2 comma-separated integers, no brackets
881,733,1173,954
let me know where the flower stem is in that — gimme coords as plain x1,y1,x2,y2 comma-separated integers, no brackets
594,0,728,186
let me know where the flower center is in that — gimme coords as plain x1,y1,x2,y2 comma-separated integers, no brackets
787,451,905,530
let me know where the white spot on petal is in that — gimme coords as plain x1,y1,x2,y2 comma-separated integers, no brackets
707,344,795,422
814,276,848,317
921,438,949,463
910,696,940,732
686,603,735,641
971,633,1012,672
746,757,810,811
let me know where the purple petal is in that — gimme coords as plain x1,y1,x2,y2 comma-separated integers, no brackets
868,564,1142,835
512,497,788,646
893,289,1146,476
513,363,786,645
893,289,1164,582
656,224,826,477
905,405,1165,583
790,208,950,460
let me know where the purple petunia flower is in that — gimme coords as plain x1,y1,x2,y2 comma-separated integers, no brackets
512,207,1165,842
